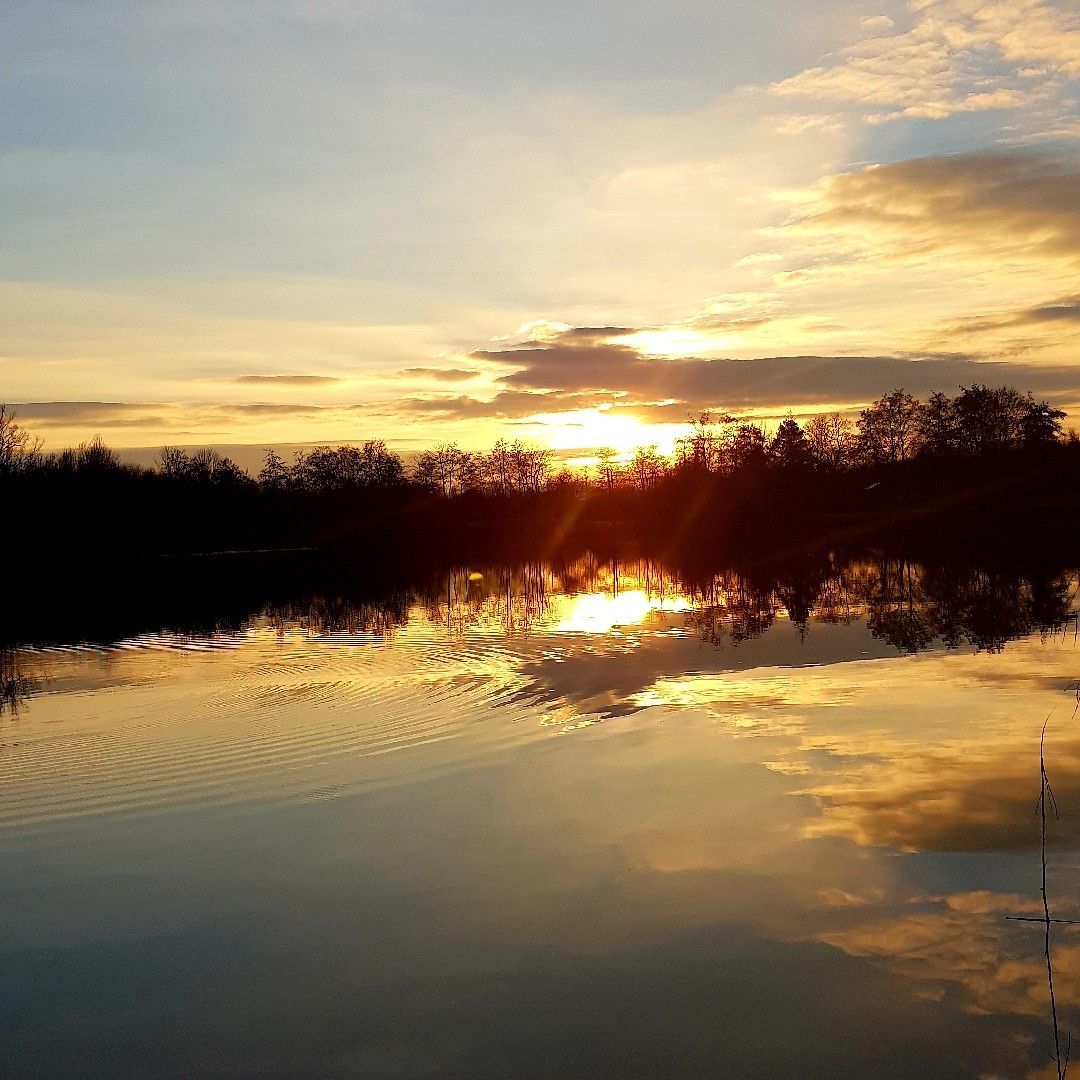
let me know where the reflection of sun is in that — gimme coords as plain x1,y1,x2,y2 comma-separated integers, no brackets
554,590,691,634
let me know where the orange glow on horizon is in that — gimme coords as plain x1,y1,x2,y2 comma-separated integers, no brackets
536,409,686,458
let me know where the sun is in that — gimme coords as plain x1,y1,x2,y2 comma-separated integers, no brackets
536,408,685,458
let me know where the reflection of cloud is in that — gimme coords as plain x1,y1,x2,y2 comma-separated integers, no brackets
514,620,901,721
802,719,1080,853
634,671,848,719
822,893,1080,1022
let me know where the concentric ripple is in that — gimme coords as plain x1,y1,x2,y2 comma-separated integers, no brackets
0,622,546,833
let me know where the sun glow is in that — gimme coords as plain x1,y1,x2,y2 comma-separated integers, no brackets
554,589,692,634
539,409,685,457
611,328,735,357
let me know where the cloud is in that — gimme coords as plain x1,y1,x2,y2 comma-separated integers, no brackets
398,389,601,420
735,252,785,267
225,403,325,415
232,375,342,385
5,402,168,428
7,400,350,440
1016,297,1080,323
398,367,482,383
395,329,1080,423
749,148,1080,365
942,295,1080,338
770,0,1078,125
780,150,1080,278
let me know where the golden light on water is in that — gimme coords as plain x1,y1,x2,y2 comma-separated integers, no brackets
553,589,692,634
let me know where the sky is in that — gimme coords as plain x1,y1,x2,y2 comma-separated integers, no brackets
2,0,1079,458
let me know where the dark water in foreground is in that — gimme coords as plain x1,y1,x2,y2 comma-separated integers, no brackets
2,553,1080,1079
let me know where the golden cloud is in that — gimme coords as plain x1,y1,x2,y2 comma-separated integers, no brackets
771,0,1078,124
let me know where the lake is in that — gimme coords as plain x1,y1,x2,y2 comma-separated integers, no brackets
2,552,1079,1078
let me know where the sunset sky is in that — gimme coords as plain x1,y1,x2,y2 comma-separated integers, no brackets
3,0,1079,459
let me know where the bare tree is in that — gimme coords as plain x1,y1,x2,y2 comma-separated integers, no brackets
805,413,855,471
0,406,40,475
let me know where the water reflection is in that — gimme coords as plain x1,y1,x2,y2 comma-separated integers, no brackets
0,648,37,716
275,554,1076,652
2,550,1080,1078
3,551,1074,657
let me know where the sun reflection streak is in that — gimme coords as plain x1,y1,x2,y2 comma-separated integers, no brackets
553,590,692,635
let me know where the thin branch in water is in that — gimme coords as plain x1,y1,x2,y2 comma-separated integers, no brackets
1039,717,1070,1080
1005,916,1080,925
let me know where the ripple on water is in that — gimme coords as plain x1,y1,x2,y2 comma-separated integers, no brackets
0,629,535,834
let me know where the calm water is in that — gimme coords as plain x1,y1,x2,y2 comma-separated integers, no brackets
3,554,1080,1078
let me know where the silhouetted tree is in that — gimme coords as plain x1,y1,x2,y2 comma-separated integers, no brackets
415,442,470,497
0,406,40,475
292,442,402,491
805,413,855,471
628,445,666,490
1018,394,1066,449
857,389,921,464
258,450,290,491
676,412,733,473
594,447,620,492
727,422,769,471
54,436,122,474
508,440,551,493
915,391,956,457
158,446,188,479
187,449,251,486
769,416,811,470
951,385,1026,456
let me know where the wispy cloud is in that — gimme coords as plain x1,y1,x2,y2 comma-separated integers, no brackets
780,150,1080,266
398,368,482,383
232,375,342,385
770,0,1079,125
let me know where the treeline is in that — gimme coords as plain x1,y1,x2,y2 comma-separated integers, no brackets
0,383,1077,563
0,384,1069,493
593,384,1068,490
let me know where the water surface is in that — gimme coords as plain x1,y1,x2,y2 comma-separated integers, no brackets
3,555,1079,1078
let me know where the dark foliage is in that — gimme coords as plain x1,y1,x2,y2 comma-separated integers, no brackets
0,384,1075,571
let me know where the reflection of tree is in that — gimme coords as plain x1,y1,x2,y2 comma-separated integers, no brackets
0,649,37,716
775,561,827,637
857,560,1073,654
421,563,553,638
686,572,780,646
266,594,412,637
3,550,1072,659
863,559,938,654
675,556,1073,654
